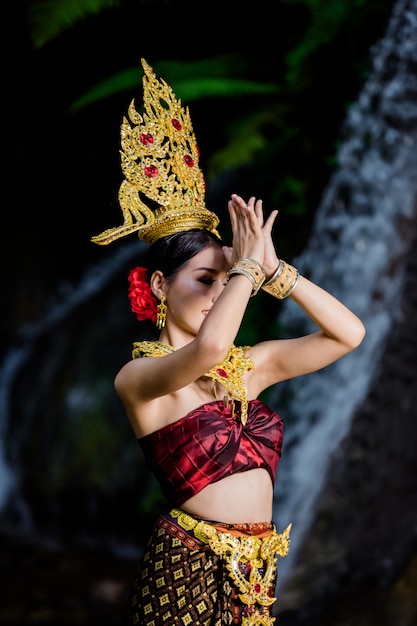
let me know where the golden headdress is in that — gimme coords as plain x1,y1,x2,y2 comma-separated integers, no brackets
91,59,220,245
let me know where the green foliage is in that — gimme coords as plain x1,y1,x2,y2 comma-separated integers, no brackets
69,62,279,113
30,0,122,48
274,176,308,216
207,111,271,180
283,0,364,84
27,0,393,223
22,0,394,351
69,67,145,113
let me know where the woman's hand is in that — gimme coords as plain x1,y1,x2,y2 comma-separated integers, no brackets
223,195,279,278
222,195,265,267
256,199,280,279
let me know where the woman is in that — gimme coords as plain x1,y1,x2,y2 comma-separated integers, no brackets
91,60,365,625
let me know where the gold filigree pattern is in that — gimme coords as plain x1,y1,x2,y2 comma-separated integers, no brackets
91,59,220,245
171,508,291,626
132,341,254,425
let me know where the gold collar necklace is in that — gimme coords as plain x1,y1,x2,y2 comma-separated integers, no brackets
132,341,254,425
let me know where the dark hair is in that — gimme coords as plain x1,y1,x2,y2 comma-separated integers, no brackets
145,229,223,281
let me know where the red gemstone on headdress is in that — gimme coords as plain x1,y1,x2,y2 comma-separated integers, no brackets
254,584,262,593
140,133,154,145
216,368,228,378
183,155,194,167
144,165,158,178
172,118,182,131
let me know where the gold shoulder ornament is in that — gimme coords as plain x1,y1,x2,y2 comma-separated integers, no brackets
132,341,254,425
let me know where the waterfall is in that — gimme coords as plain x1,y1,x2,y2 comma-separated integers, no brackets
273,0,417,587
0,240,145,531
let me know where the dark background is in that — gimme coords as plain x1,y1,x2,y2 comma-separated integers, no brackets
0,1,400,624
1,0,393,353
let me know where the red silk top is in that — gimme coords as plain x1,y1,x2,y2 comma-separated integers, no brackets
138,399,284,506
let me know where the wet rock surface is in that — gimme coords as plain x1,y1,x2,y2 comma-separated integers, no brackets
276,232,417,626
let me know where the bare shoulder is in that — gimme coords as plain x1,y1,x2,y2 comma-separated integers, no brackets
114,355,147,399
114,357,210,438
114,350,175,403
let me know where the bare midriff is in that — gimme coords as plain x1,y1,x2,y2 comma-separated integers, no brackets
180,467,274,524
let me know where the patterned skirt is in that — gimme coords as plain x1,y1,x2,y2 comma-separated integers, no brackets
125,509,291,626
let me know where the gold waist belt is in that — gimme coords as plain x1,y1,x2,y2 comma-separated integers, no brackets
170,508,291,625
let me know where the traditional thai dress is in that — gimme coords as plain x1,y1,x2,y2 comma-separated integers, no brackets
125,399,290,626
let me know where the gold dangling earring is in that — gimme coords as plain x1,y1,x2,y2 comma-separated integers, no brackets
156,296,167,329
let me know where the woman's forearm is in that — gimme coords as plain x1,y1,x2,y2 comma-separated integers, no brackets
289,274,366,349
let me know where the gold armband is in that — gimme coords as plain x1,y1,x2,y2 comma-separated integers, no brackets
262,259,299,299
227,258,266,296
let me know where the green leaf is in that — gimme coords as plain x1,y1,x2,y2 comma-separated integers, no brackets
207,108,286,178
283,0,353,84
68,67,143,113
69,58,280,113
29,0,121,48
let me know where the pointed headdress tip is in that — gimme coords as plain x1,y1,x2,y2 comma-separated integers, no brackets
90,59,221,246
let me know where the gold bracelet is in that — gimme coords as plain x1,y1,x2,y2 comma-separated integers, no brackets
227,257,266,296
262,260,299,299
264,259,285,284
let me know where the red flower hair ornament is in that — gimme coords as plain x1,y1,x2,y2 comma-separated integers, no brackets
128,267,158,322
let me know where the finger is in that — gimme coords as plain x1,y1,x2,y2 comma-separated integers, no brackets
232,194,251,215
230,193,245,210
231,193,245,204
254,199,264,227
231,194,249,219
247,196,256,210
228,199,238,232
245,198,264,232
222,245,233,266
263,209,279,234
231,194,260,237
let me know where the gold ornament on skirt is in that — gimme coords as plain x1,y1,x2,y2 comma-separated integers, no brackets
171,508,292,626
91,58,220,246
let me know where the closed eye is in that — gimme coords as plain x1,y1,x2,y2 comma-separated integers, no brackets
198,278,215,285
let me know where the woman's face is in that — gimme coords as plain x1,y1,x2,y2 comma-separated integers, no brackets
163,244,229,338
